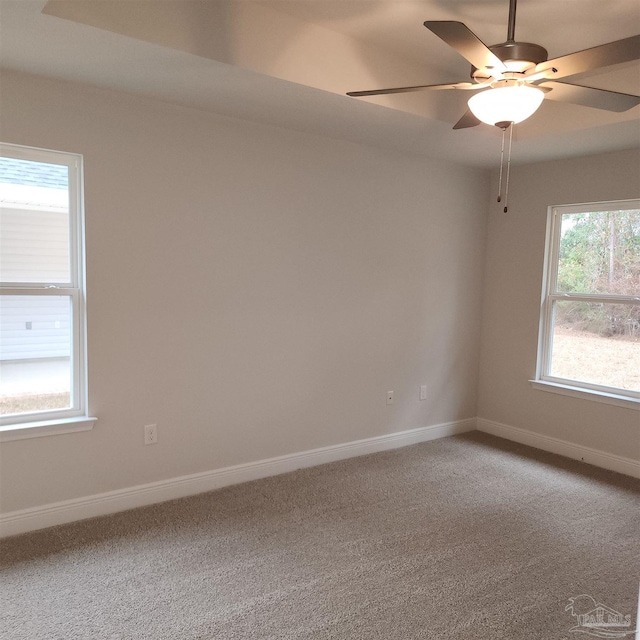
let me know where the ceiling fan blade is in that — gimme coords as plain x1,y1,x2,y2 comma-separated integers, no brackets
537,35,640,80
424,21,507,77
539,81,640,112
453,109,481,130
347,81,478,97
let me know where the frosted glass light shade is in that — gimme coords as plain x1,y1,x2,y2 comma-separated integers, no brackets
468,85,545,126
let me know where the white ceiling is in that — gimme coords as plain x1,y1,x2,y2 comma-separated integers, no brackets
1,0,639,167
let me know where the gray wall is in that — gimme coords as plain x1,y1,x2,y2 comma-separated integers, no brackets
0,71,489,513
478,148,640,460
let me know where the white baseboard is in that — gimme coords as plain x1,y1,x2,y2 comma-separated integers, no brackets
477,417,640,479
5,417,634,538
0,418,475,538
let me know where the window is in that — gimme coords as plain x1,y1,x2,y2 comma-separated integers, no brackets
0,143,94,438
534,200,640,407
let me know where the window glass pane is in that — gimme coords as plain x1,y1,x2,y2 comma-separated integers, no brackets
0,156,70,283
0,295,72,416
557,210,640,296
550,300,640,391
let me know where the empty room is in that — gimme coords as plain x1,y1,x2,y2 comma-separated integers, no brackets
0,1,638,638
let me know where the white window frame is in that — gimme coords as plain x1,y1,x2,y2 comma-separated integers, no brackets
0,143,96,440
532,199,640,410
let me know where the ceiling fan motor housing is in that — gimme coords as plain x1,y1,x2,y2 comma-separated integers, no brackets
471,41,549,81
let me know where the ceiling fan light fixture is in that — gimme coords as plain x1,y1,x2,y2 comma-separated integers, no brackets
468,84,545,126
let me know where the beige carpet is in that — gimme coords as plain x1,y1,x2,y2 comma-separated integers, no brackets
1,432,639,639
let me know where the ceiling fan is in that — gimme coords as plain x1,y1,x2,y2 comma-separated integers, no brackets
347,0,640,130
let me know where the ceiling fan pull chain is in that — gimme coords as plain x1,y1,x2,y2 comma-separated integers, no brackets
504,123,514,213
497,126,506,203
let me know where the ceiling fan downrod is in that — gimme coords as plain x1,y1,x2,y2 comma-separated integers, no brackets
507,0,518,42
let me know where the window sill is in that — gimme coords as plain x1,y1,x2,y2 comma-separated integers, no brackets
0,416,97,442
530,380,640,410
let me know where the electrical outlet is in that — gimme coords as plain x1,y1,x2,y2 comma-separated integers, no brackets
420,385,427,400
387,390,394,405
144,424,158,445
